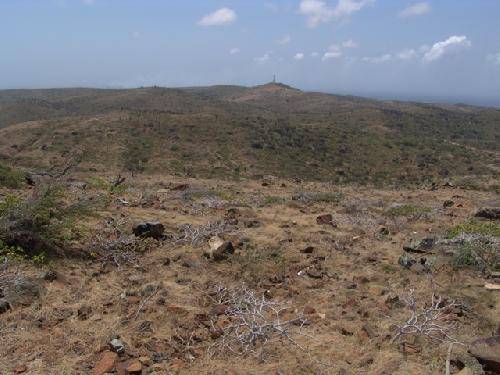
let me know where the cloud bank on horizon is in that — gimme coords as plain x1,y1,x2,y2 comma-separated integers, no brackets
1,0,499,105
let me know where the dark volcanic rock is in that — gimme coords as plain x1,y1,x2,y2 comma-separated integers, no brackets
403,238,434,254
475,207,500,220
212,242,235,261
132,221,165,239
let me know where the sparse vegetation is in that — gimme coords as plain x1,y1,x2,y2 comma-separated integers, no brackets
386,204,431,219
0,85,498,374
446,219,500,238
0,163,25,188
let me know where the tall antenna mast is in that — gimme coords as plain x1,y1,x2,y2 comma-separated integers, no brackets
273,74,276,83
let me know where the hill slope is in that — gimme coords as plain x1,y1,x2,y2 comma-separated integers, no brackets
0,83,498,185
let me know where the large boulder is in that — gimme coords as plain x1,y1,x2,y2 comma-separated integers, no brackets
132,221,165,239
469,336,500,373
0,276,42,308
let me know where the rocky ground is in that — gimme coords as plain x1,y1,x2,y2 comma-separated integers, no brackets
0,174,499,374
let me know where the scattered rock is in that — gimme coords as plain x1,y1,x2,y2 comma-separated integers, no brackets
109,338,125,355
443,200,454,208
210,304,229,316
398,253,416,269
126,360,142,374
456,368,473,375
244,220,261,228
301,246,315,254
212,242,235,261
316,214,336,227
475,207,500,220
171,183,189,191
403,238,434,253
14,364,27,373
2,276,41,307
0,299,11,314
469,336,500,373
306,268,323,279
77,305,92,320
379,227,390,236
138,357,152,366
132,221,165,239
137,320,153,333
93,351,117,375
43,270,58,282
303,306,316,314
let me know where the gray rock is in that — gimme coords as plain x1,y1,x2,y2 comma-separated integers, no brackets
469,336,500,373
109,338,125,355
2,277,41,307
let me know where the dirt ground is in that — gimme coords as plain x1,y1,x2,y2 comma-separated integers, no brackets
0,174,498,374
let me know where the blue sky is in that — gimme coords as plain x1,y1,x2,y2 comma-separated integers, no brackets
1,0,500,105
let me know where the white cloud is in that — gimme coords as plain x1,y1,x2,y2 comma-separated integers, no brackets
487,53,500,65
397,48,417,60
342,39,358,48
298,0,374,28
362,54,392,63
229,48,240,55
277,34,291,45
322,51,342,61
294,52,305,60
422,35,471,62
197,8,237,26
254,53,271,64
399,2,430,18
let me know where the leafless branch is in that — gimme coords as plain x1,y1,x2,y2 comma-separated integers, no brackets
392,289,464,345
207,286,311,360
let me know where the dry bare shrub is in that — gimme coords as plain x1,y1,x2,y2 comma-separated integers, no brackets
87,217,155,268
392,289,463,345
207,286,310,360
172,221,233,247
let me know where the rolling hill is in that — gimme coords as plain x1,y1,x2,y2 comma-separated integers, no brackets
0,83,498,185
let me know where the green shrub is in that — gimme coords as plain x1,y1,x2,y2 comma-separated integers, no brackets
386,204,431,219
0,194,21,216
446,219,500,239
452,240,499,272
122,138,153,173
0,183,96,258
0,163,25,188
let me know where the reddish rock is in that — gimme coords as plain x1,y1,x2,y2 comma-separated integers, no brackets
14,364,27,373
316,214,336,227
210,304,229,316
93,351,118,375
303,306,317,314
126,360,142,374
138,357,151,366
